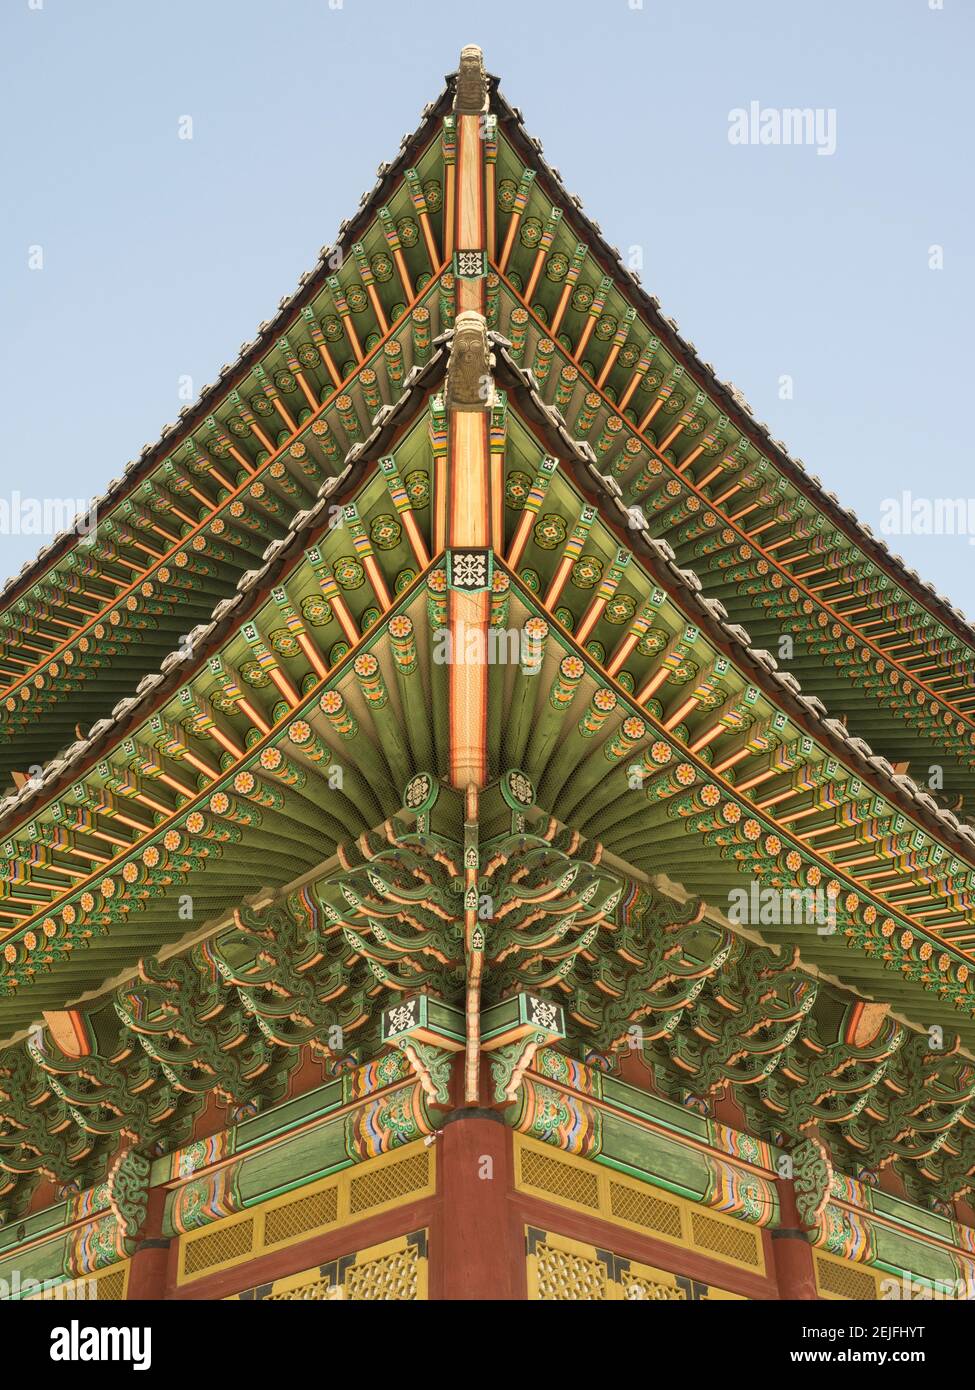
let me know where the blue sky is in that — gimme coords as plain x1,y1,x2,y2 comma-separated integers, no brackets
1,0,972,614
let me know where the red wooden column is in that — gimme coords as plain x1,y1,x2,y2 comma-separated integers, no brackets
437,1109,518,1300
770,1178,818,1299
125,1185,171,1301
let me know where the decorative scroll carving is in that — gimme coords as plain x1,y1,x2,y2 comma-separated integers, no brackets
106,1147,151,1253
491,1031,549,1104
395,1040,452,1106
793,1137,833,1229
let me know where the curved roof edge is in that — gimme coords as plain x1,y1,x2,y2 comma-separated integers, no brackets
3,329,975,884
0,82,457,611
489,80,975,648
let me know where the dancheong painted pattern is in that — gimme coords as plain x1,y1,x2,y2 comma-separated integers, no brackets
1,44,973,1304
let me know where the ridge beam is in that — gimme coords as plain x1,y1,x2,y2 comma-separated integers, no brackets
451,44,488,313
445,312,494,790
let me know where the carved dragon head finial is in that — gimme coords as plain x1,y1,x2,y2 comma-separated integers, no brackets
446,311,494,412
454,44,488,115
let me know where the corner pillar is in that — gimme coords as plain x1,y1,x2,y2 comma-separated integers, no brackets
125,1185,171,1300
770,1178,819,1299
438,1109,518,1299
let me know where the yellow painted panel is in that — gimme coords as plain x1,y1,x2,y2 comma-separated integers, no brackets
226,1229,429,1301
813,1249,881,1300
178,1139,435,1285
23,1259,130,1303
514,1133,765,1276
526,1227,745,1301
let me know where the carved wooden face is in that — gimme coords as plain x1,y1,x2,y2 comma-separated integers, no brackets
456,330,484,375
449,323,490,406
456,51,486,113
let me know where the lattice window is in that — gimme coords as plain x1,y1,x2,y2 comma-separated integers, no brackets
815,1255,878,1301
620,1271,687,1301
534,1242,609,1300
263,1187,339,1247
266,1277,341,1301
520,1148,600,1210
609,1180,683,1239
225,1230,428,1302
689,1210,761,1268
92,1269,127,1301
182,1218,254,1277
348,1150,430,1215
345,1245,419,1300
